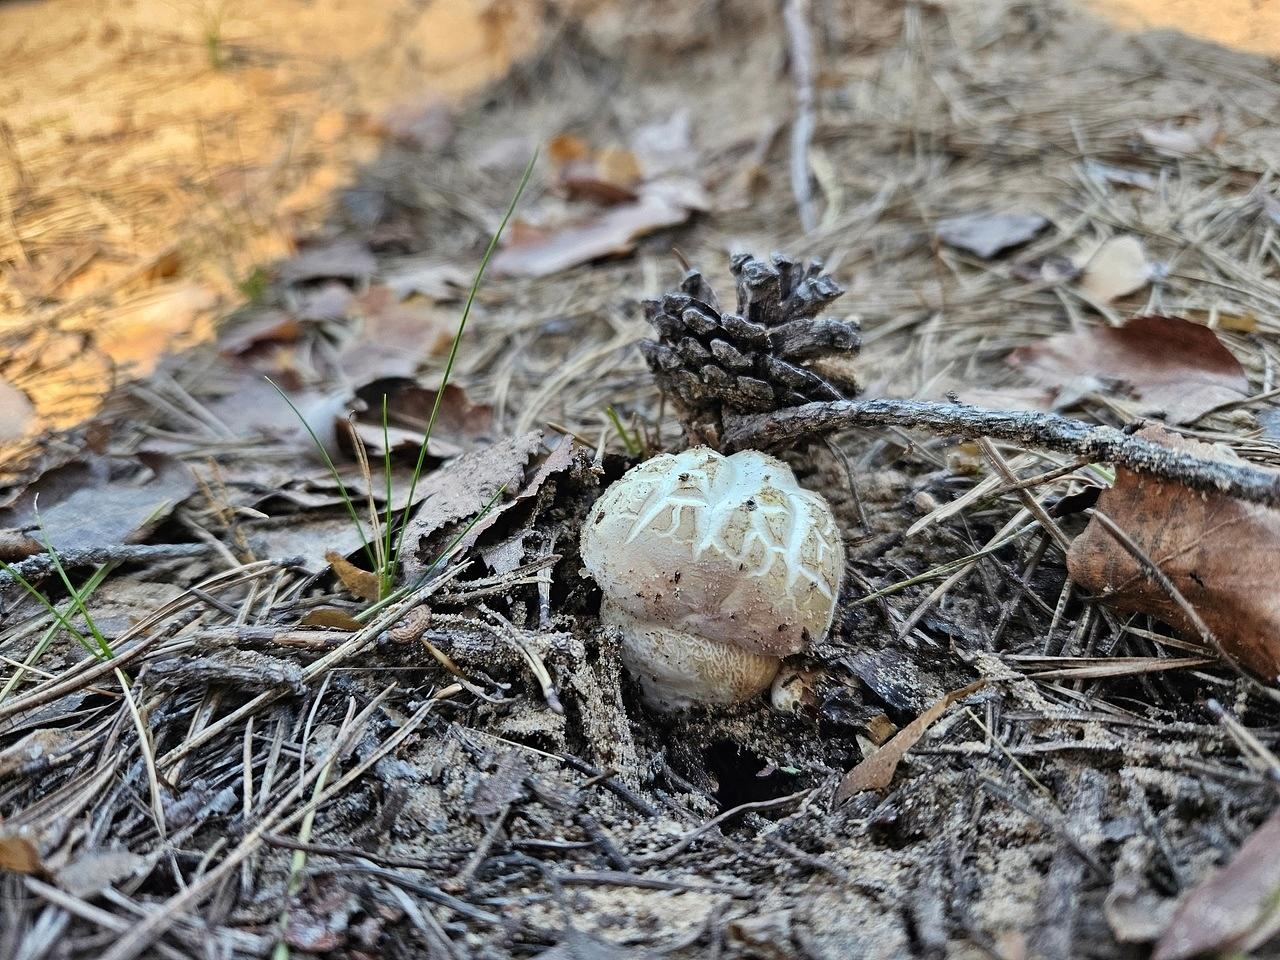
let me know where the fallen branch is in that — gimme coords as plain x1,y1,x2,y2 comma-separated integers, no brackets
722,398,1280,509
0,543,212,594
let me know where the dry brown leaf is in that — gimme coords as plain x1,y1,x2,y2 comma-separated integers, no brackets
300,607,363,630
490,180,707,279
399,431,546,582
279,239,376,287
835,679,985,801
1067,425,1280,680
347,380,495,459
935,212,1047,258
399,433,589,583
241,515,368,572
1076,235,1151,302
595,145,642,183
547,133,591,166
325,550,381,602
561,152,642,205
549,133,644,204
0,832,43,874
217,310,302,357
471,751,531,818
450,433,588,558
294,281,355,323
380,260,469,302
56,849,145,898
1154,807,1280,960
1008,315,1248,424
198,366,346,456
341,286,460,381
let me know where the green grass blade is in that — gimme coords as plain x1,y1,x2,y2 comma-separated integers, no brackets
391,151,538,569
381,393,394,599
36,524,112,659
266,377,375,570
0,560,107,661
0,563,113,701
606,405,642,456
359,483,508,623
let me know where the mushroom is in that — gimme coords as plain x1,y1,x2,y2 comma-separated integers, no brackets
580,446,844,710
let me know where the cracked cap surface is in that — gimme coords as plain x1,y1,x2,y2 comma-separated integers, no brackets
581,446,844,657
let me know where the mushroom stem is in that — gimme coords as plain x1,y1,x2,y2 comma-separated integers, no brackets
604,603,781,711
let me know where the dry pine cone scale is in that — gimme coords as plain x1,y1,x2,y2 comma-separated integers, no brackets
639,253,861,442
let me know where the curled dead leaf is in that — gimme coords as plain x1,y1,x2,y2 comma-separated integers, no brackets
1067,425,1280,681
491,181,706,278
280,239,376,287
1154,807,1280,960
1009,315,1249,424
448,433,588,558
0,832,43,875
935,212,1047,259
835,679,985,801
217,310,301,358
325,551,381,602
399,431,546,582
346,380,495,459
1076,235,1151,302
300,607,363,630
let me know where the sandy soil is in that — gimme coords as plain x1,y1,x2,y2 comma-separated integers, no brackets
0,0,537,460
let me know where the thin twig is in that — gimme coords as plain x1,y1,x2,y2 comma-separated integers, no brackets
634,789,809,865
0,543,212,593
98,686,427,960
782,0,817,232
724,398,1280,508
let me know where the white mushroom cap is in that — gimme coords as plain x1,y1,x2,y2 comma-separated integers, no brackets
581,447,844,708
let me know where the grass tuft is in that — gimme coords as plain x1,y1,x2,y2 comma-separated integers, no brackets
606,405,642,457
275,150,537,605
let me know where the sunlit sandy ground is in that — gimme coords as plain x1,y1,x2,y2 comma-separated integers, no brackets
0,0,537,449
1087,0,1280,58
0,0,1274,458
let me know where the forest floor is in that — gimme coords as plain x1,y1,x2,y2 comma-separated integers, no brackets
4,1,1280,958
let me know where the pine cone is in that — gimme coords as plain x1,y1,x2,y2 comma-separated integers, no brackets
639,253,861,441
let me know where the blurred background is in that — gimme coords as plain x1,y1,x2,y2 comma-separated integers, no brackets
2,0,1279,472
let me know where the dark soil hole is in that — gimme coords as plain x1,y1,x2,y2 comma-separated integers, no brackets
704,740,795,812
